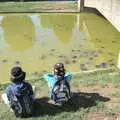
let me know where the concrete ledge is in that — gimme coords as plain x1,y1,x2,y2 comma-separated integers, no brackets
84,0,120,32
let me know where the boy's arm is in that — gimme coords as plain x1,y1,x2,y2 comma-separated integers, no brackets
43,73,54,82
5,86,12,102
65,72,72,82
43,73,56,90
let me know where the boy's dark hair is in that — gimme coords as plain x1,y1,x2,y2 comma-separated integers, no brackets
10,66,26,83
54,63,65,77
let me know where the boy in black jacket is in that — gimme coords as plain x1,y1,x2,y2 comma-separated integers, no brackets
1,66,35,117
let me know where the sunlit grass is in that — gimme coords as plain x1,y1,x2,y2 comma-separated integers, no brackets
0,68,120,120
0,1,77,12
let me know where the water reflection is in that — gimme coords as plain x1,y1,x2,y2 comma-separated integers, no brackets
0,13,120,83
40,14,76,44
77,13,120,69
0,16,6,48
2,15,35,51
29,15,41,42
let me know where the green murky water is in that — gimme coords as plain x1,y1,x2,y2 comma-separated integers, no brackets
0,13,120,83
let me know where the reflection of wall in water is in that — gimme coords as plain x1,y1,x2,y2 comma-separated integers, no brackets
78,13,120,65
85,0,120,32
117,52,120,69
0,16,6,49
40,14,76,44
2,15,35,51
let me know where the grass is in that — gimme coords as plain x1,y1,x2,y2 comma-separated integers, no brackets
0,68,120,119
0,1,77,13
72,68,119,87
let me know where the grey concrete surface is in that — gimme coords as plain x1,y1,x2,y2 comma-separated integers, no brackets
84,0,120,32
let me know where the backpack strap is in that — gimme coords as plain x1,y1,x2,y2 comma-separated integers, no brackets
51,77,71,102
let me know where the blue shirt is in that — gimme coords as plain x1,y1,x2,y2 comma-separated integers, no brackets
6,81,34,101
43,72,72,91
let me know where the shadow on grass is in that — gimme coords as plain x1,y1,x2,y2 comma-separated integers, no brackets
33,92,110,117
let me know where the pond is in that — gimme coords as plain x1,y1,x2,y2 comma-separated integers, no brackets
0,13,120,83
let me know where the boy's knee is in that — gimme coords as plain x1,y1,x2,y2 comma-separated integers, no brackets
1,93,6,100
32,85,36,92
1,93,9,104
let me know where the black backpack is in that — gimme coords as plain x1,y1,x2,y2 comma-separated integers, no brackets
9,91,34,117
51,79,71,104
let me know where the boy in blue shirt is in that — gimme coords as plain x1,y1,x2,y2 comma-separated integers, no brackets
1,66,35,117
43,63,72,100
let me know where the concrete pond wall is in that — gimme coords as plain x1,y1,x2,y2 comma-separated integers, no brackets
84,0,120,32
